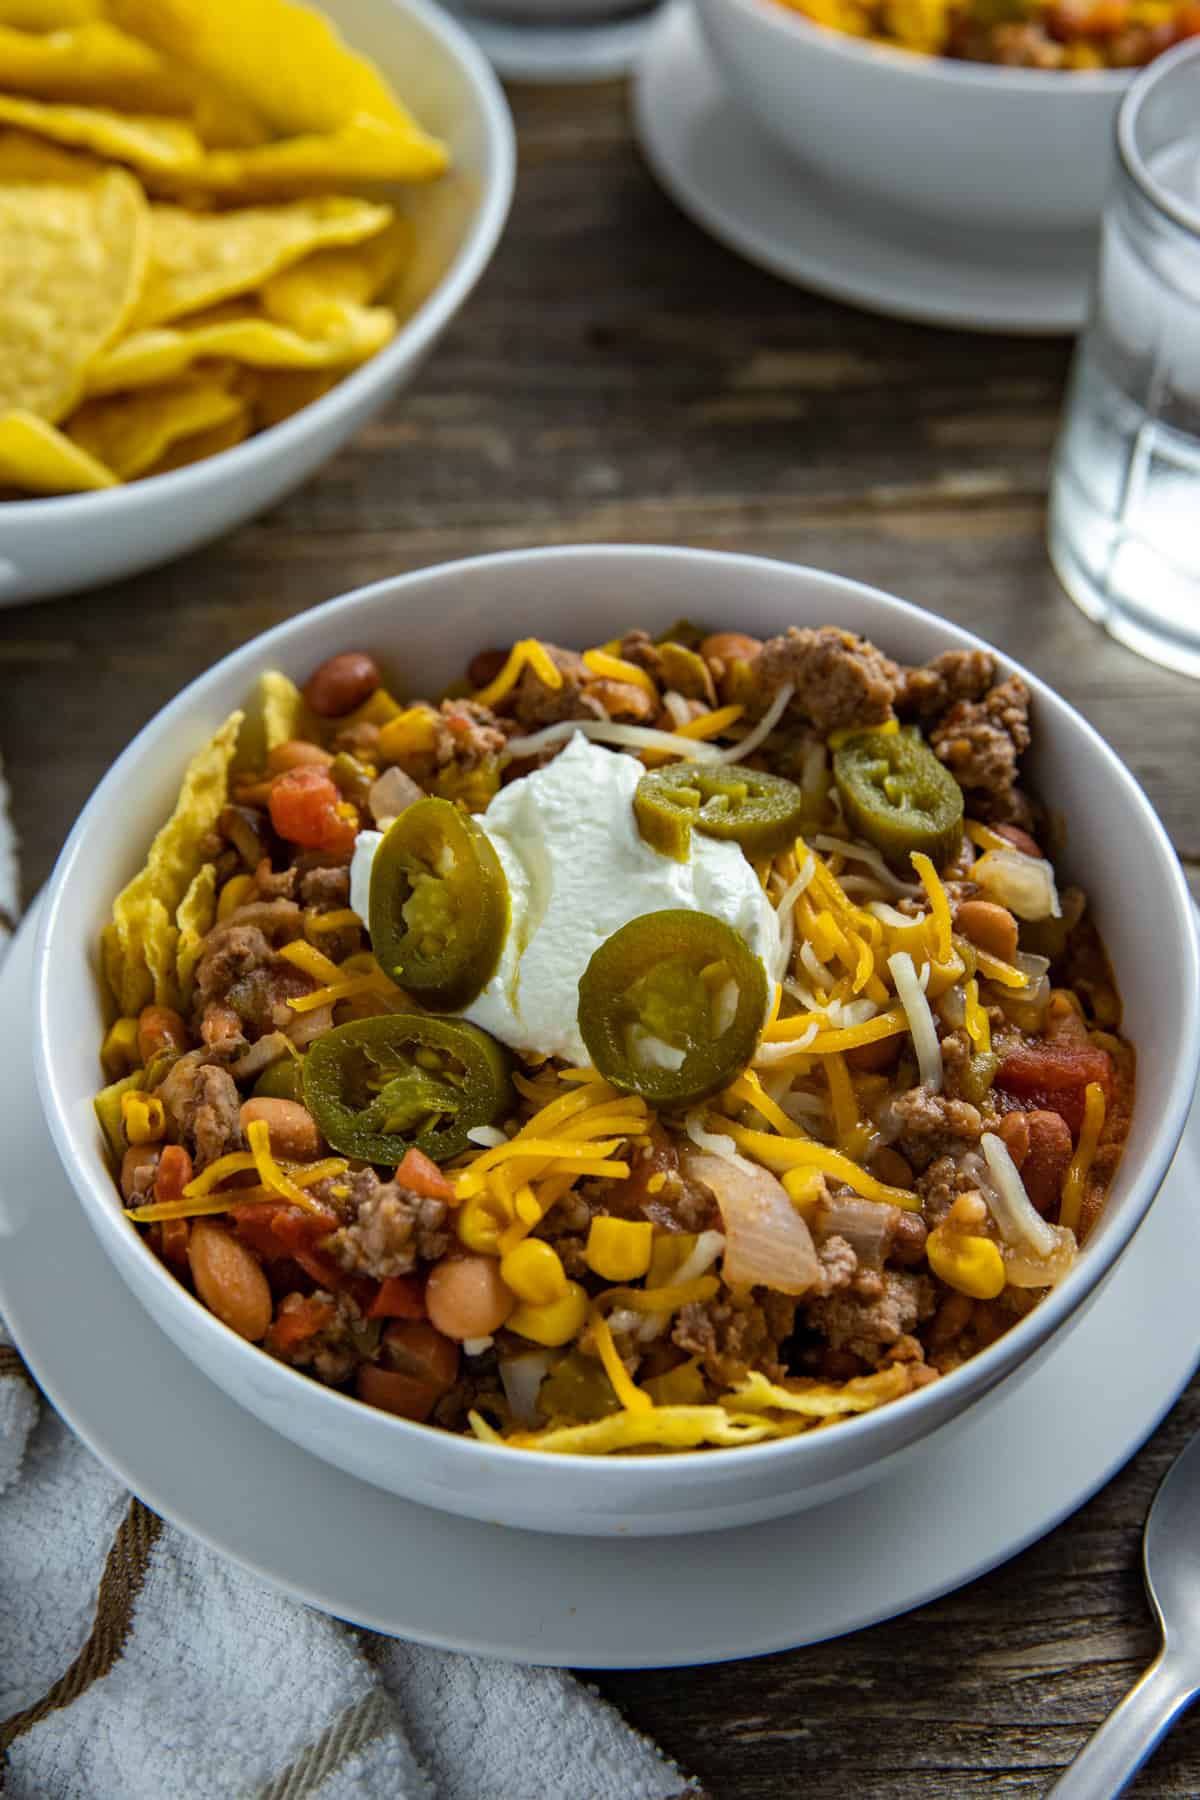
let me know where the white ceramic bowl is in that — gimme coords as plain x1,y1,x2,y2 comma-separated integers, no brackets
34,545,1200,1536
0,0,514,608
694,0,1130,234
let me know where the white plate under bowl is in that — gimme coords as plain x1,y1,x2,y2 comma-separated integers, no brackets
2,907,1196,1667
632,2,1097,335
447,1,659,80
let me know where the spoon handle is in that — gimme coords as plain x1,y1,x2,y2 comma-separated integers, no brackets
1048,1649,1197,1799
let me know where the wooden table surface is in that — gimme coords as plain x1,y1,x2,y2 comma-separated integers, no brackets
3,74,1199,1800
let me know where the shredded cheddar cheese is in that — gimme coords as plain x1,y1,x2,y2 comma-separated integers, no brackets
471,639,563,708
963,977,991,1055
724,1071,808,1139
674,703,745,740
1059,1081,1107,1233
245,1119,327,1214
911,852,952,965
581,649,658,700
278,939,344,986
720,1119,920,1208
589,1309,653,1413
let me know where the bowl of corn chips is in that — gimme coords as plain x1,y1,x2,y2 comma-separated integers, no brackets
0,0,514,603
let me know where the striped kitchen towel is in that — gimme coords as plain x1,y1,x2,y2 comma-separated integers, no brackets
0,778,696,1800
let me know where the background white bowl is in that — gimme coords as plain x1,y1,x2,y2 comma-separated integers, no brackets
0,0,514,608
34,545,1200,1536
694,0,1130,234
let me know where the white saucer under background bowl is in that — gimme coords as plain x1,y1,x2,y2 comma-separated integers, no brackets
445,0,659,82
633,3,1103,333
33,544,1200,1537
0,0,514,608
692,0,1129,236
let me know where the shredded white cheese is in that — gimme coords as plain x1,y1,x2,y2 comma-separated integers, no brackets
888,949,943,1090
813,835,922,896
716,683,795,766
503,718,721,764
466,1125,509,1149
980,1131,1060,1258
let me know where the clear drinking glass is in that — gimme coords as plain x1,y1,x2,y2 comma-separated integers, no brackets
1047,39,1200,679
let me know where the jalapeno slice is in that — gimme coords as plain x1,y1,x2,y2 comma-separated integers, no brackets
369,797,508,1011
634,766,808,862
303,1014,511,1165
577,910,768,1107
253,1057,305,1103
833,727,963,873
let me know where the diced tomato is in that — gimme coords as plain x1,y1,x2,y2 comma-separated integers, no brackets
368,1274,427,1320
1177,4,1200,37
160,1217,191,1267
153,1145,193,1204
355,1364,444,1422
994,1041,1113,1138
395,1147,456,1203
267,1294,337,1354
229,1201,339,1258
382,1319,459,1390
268,767,357,854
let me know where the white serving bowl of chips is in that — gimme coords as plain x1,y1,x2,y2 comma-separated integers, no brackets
33,545,1200,1536
0,0,514,606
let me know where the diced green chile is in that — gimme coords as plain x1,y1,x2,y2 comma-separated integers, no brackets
253,1057,306,1103
303,1014,511,1165
94,1069,145,1162
634,765,809,862
832,727,963,873
369,797,508,1011
577,909,768,1107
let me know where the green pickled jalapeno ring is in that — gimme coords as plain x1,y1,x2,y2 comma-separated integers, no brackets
252,1057,305,1103
832,726,964,874
634,764,809,862
369,796,509,1012
303,1014,511,1166
577,909,769,1108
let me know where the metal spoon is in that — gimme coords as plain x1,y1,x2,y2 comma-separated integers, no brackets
1049,1426,1200,1797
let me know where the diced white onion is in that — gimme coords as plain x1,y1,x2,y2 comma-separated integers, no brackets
462,1335,494,1356
229,1031,292,1080
979,1131,1060,1258
888,949,943,1090
716,683,795,766
684,1151,820,1294
938,986,967,1029
815,1192,899,1267
467,1125,509,1149
778,1088,828,1123
972,848,1061,921
812,835,921,897
499,1351,552,1427
503,719,721,764
287,1003,334,1048
368,765,424,830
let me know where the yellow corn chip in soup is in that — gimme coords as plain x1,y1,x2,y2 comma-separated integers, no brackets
105,711,243,1014
65,377,243,481
142,406,249,477
0,92,202,173
175,862,217,1005
133,195,393,329
87,304,396,394
0,409,114,491
234,668,321,772
107,0,428,140
0,123,101,177
0,169,148,421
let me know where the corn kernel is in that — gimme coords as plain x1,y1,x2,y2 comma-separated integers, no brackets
457,1192,512,1255
121,1091,165,1146
217,874,255,921
507,1281,588,1348
585,1218,653,1282
378,706,437,764
926,1225,1005,1300
101,1016,140,1081
501,1239,568,1306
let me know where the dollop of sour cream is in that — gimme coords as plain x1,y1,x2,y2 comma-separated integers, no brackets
349,735,784,1065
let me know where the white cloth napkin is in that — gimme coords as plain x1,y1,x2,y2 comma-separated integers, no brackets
0,780,695,1800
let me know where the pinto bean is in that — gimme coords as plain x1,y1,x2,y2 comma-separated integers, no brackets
994,822,1043,859
955,899,1019,964
846,1034,902,1073
303,653,381,718
699,632,763,667
425,1254,514,1340
267,739,334,774
239,1097,321,1160
136,1005,188,1064
187,1221,272,1341
890,1210,928,1264
1046,989,1089,1041
120,1144,160,1204
1002,1109,1073,1215
869,1146,914,1189
997,1110,1030,1166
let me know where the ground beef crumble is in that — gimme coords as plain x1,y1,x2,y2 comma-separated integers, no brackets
749,626,900,735
929,673,1033,824
271,1290,361,1384
882,1084,985,1170
672,1289,798,1388
804,1270,935,1366
155,1051,242,1169
326,1170,450,1279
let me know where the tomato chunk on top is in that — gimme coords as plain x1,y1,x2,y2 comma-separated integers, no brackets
994,1040,1113,1138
